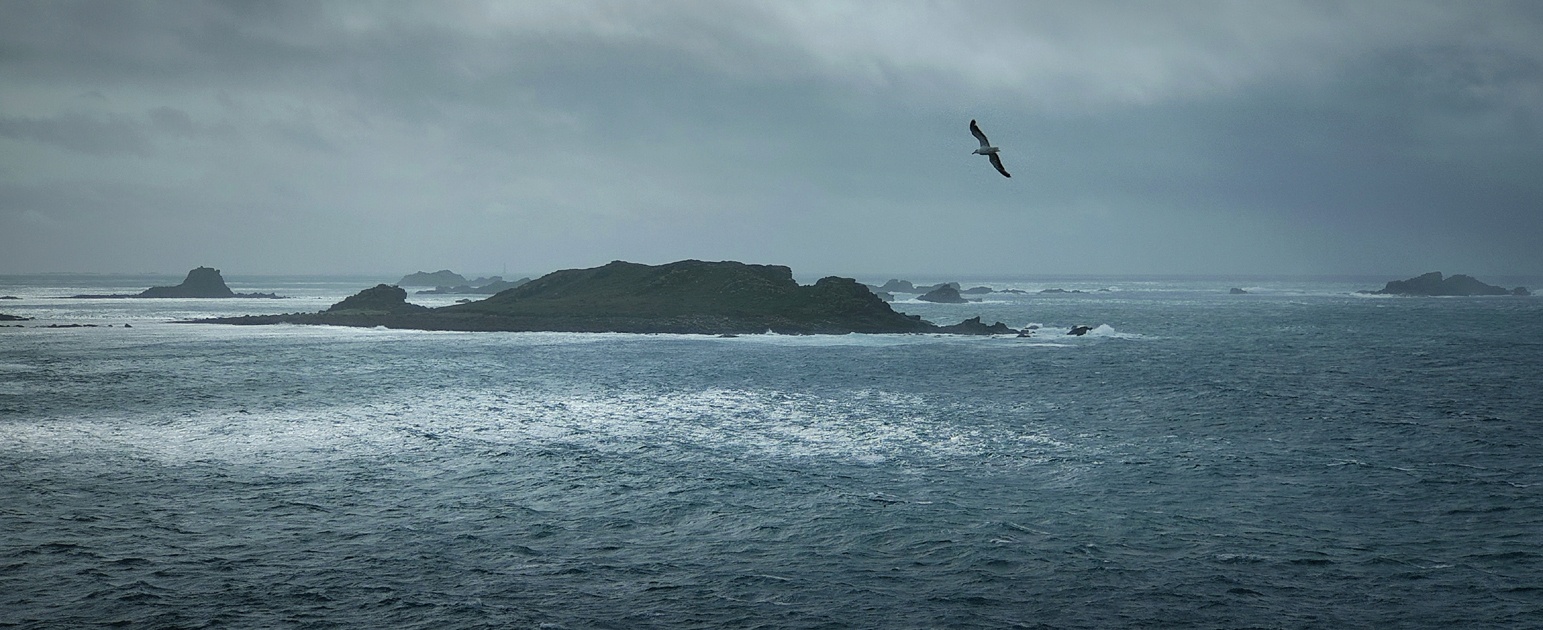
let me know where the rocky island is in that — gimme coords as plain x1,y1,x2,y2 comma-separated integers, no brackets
397,270,469,286
72,267,282,299
415,276,532,295
190,259,1021,335
1362,272,1529,296
917,285,970,303
867,279,1013,301
868,279,962,296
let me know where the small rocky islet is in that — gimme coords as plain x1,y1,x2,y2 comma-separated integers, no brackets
71,267,282,299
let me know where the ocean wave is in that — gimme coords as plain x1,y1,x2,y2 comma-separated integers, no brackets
2,387,1079,470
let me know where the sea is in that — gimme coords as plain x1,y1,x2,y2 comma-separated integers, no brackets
2,273,1540,629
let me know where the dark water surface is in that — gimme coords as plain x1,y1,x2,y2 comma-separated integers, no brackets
3,278,1541,628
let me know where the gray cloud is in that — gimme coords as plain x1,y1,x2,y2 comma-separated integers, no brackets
0,112,151,155
2,1,1542,277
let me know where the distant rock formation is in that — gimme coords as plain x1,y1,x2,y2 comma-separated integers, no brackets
188,260,1018,335
935,316,1016,335
917,285,969,303
398,270,469,287
72,267,281,298
1362,272,1529,296
0,295,18,300
1040,288,1085,294
415,277,532,295
326,284,430,314
0,313,31,321
960,286,994,295
1067,325,1094,336
870,279,961,294
139,266,236,297
1229,287,1248,294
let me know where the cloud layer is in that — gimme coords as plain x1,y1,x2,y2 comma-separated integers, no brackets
3,1,1542,277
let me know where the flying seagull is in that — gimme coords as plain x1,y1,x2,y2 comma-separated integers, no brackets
970,119,1011,178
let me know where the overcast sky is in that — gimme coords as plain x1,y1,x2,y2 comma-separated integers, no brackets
3,1,1542,278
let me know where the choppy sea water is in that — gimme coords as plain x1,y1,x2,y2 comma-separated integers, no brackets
2,274,1541,628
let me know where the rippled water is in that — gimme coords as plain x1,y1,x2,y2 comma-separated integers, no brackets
3,276,1541,628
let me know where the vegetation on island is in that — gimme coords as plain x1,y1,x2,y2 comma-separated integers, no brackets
191,259,1018,335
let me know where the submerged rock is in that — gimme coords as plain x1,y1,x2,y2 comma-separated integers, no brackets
1067,325,1094,336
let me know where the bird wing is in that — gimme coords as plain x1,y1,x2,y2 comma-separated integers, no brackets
970,119,990,147
989,153,1011,178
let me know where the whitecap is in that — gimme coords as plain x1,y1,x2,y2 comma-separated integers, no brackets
3,385,1081,470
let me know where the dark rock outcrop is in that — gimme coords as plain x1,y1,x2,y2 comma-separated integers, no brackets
326,284,430,314
398,270,469,287
0,313,31,321
1067,325,1094,336
72,267,281,298
935,316,1015,335
1229,287,1248,294
917,285,969,304
189,260,1013,335
961,286,995,295
1363,272,1527,296
1040,288,1085,294
139,266,235,297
